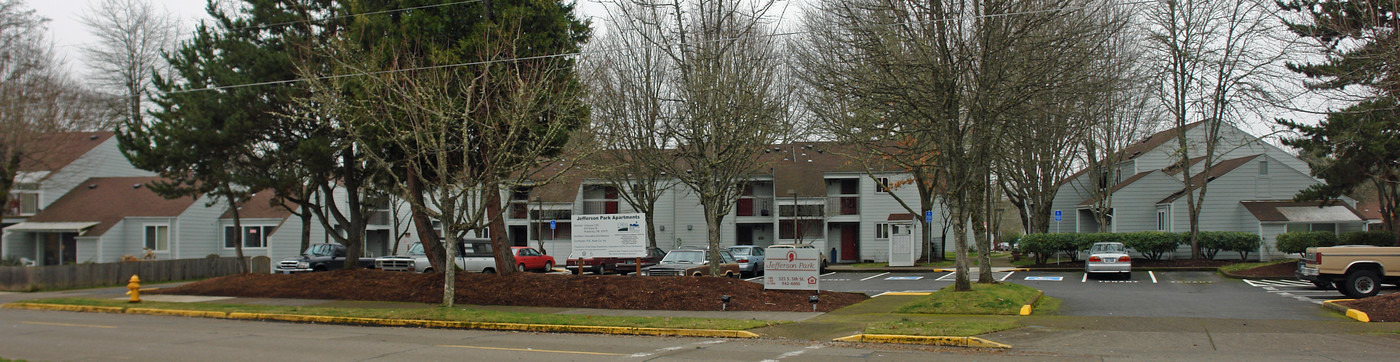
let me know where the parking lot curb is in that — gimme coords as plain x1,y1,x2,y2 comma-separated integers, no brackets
2,302,761,338
1321,299,1369,323
834,334,1011,348
1020,291,1042,316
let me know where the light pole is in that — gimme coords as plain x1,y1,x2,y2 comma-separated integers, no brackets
789,190,799,244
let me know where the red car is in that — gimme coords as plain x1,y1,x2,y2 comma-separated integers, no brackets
511,247,555,272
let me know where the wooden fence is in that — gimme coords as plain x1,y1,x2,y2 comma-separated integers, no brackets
0,256,268,292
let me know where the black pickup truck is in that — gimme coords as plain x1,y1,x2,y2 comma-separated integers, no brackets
275,243,376,273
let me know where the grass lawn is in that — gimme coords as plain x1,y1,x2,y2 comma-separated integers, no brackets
895,283,1042,315
1218,259,1294,273
17,298,777,331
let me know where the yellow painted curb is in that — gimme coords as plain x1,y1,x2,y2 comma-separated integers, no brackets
1322,299,1370,323
834,334,1010,349
127,308,229,318
3,303,127,314
1020,291,1043,316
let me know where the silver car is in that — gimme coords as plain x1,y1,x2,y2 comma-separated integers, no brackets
1085,242,1131,279
727,246,766,277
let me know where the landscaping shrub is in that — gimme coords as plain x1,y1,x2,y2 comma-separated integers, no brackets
1339,230,1398,246
1121,231,1182,261
1275,231,1338,257
1018,233,1077,265
1215,232,1262,260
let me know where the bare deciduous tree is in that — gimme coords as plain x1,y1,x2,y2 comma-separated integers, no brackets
596,0,792,276
80,0,180,126
1146,0,1290,258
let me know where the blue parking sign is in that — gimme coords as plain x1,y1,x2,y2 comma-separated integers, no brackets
550,220,556,229
924,210,933,223
1054,210,1062,221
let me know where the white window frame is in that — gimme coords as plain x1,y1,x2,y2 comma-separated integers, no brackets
875,223,890,239
225,225,274,249
1259,160,1269,176
144,224,170,252
875,177,891,193
9,183,40,216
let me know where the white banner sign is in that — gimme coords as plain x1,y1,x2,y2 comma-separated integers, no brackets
763,246,821,290
570,213,647,258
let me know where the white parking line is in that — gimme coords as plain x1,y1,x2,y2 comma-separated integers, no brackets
760,344,824,362
1081,273,1087,283
1149,271,1158,284
820,272,836,277
936,272,954,281
745,276,763,282
999,271,1015,281
860,272,890,282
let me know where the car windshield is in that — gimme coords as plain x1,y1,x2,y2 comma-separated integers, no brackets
1091,243,1126,254
305,244,333,257
408,243,424,256
720,251,737,263
661,250,706,264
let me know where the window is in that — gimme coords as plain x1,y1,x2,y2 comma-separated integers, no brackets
145,225,169,251
1311,223,1336,233
8,183,39,216
875,223,890,239
1157,210,1167,231
1259,161,1269,176
225,226,274,248
875,177,891,193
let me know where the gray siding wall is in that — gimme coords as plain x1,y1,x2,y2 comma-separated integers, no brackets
1258,223,1290,260
172,195,226,260
39,139,155,210
1,231,34,260
107,217,179,262
75,238,99,263
217,218,284,259
1051,173,1092,233
858,173,922,263
1107,172,1179,233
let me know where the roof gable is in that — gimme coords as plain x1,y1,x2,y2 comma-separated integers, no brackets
1158,155,1260,204
17,132,115,174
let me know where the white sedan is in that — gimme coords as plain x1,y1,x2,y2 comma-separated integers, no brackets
1085,242,1132,279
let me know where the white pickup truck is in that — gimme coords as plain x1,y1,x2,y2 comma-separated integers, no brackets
1297,245,1400,298
374,238,499,273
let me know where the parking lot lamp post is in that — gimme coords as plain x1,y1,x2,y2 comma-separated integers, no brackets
789,190,799,244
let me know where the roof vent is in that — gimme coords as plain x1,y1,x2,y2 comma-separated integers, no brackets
88,135,99,140
133,184,143,189
88,184,97,189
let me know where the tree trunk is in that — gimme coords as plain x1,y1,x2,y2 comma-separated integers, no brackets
645,212,658,249
227,188,249,274
952,202,971,291
706,210,723,277
971,190,993,283
442,223,457,307
487,181,518,275
406,167,446,273
341,151,365,270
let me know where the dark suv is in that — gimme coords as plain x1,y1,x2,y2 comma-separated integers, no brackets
275,243,375,273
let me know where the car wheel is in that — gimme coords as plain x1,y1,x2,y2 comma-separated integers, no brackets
1311,280,1333,289
1121,272,1131,280
517,263,526,272
544,261,554,272
1342,269,1380,298
692,272,703,277
422,268,434,274
483,268,496,274
313,266,327,272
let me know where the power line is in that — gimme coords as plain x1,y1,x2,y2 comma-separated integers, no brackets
173,0,1157,94
227,0,485,32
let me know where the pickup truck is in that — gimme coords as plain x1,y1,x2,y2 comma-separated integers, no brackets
275,243,376,273
374,239,500,273
1297,245,1400,298
566,247,665,275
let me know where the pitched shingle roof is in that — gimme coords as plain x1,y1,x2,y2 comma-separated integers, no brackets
1157,155,1260,204
1059,122,1203,185
28,177,200,237
1241,200,1365,222
1077,170,1157,207
18,132,115,175
221,191,294,219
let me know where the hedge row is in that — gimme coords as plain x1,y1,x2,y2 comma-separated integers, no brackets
1276,230,1398,257
1018,231,1262,262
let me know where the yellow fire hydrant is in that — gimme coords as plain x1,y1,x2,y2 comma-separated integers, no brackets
125,275,141,303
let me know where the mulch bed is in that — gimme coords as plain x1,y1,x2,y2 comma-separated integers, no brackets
1337,294,1400,323
1226,262,1297,278
151,269,867,312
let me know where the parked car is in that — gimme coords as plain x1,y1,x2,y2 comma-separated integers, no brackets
1084,242,1131,279
373,239,499,273
275,243,376,273
766,243,828,273
511,246,555,272
1298,245,1400,297
567,246,666,275
726,245,766,277
639,248,741,277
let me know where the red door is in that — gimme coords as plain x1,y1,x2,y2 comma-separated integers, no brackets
840,225,858,262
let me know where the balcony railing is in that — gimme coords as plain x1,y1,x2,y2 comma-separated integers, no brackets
582,200,619,215
736,198,773,217
829,196,859,216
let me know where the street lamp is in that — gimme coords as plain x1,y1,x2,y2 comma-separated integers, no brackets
535,196,544,254
788,190,798,244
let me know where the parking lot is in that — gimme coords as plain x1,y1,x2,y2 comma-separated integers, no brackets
751,270,1393,321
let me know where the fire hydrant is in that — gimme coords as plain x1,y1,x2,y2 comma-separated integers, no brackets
125,275,141,303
